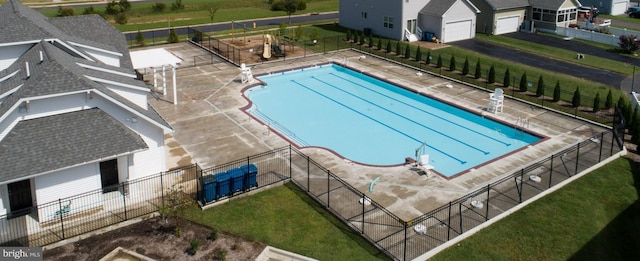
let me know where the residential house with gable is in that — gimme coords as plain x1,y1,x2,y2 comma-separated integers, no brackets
0,0,172,234
339,0,481,43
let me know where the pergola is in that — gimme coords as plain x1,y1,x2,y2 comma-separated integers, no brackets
130,48,182,105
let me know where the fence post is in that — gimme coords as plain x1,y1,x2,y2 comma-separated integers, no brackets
327,170,331,208
58,199,65,239
519,169,524,203
289,145,292,179
447,201,452,240
485,184,490,221
574,143,580,175
598,132,604,161
307,155,310,192
123,183,128,220
458,202,463,233
361,192,365,234
403,222,408,261
161,171,165,208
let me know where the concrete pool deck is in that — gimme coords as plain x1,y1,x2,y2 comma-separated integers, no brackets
148,43,610,221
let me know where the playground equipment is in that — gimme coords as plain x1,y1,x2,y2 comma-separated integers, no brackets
263,34,273,59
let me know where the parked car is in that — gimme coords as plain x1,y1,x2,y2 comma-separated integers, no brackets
626,7,640,18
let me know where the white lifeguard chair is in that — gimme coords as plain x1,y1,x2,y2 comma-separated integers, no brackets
241,63,253,84
487,88,504,113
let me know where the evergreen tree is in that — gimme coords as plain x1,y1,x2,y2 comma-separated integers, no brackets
488,65,496,84
503,68,511,87
395,41,401,55
377,38,382,50
437,55,443,68
386,40,392,53
415,46,422,62
449,56,456,71
404,44,411,59
462,57,470,76
135,31,146,46
519,72,528,92
475,60,482,79
167,28,179,43
572,87,581,107
605,89,613,110
346,30,352,42
426,51,431,65
553,81,561,102
536,76,544,97
593,92,601,112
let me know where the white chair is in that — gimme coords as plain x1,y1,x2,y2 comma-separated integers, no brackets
419,154,434,175
240,63,253,84
488,88,504,113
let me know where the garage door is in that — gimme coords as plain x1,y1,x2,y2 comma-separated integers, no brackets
612,1,628,15
495,16,520,35
443,20,472,43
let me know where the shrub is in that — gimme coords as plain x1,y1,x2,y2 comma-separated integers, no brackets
462,57,470,76
474,60,482,79
114,12,128,24
175,226,182,238
425,51,431,64
188,239,200,255
488,65,495,84
376,38,382,50
536,75,545,97
436,55,443,68
168,28,179,43
553,81,561,102
572,87,582,107
135,31,146,46
215,249,227,261
171,0,185,10
605,89,613,109
385,40,392,53
209,228,219,241
404,44,411,58
593,92,601,112
83,6,99,15
503,68,511,87
619,34,640,54
395,41,401,55
519,72,528,92
449,56,456,71
415,46,422,62
152,2,167,12
295,26,304,41
57,6,74,17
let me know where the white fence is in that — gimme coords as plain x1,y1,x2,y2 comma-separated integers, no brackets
540,27,640,46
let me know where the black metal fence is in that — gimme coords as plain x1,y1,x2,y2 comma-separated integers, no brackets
0,164,201,247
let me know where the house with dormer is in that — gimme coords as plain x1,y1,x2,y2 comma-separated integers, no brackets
0,0,172,225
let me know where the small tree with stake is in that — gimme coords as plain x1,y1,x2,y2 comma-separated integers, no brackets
536,75,545,97
519,72,528,92
593,92,601,112
475,60,482,79
449,56,456,71
488,65,496,84
553,81,561,102
503,68,511,87
572,87,582,108
462,57,470,76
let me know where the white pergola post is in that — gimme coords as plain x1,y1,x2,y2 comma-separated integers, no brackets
152,67,157,88
162,65,167,95
172,66,177,105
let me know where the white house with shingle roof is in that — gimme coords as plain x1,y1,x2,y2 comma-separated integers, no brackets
0,0,172,224
339,0,480,43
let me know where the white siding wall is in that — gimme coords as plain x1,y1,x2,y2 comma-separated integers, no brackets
0,185,6,216
103,83,149,109
0,44,32,71
339,0,405,40
79,47,121,68
34,163,100,222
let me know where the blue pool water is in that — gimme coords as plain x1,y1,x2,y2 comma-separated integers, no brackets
245,64,541,177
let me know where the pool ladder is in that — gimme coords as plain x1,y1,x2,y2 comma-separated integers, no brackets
251,107,310,147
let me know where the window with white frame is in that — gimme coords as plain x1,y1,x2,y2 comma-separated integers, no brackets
384,16,394,29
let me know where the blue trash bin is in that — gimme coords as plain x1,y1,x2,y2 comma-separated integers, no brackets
229,168,245,193
215,171,231,198
202,175,217,203
240,164,258,189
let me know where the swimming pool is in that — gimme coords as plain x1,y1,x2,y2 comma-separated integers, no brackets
244,64,542,177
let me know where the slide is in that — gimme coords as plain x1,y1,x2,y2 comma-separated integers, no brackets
263,34,272,59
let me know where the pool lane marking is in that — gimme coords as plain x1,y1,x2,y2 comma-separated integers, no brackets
308,77,492,155
290,80,467,164
325,73,512,147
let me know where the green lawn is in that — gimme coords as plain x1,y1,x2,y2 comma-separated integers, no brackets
180,182,391,261
430,157,640,261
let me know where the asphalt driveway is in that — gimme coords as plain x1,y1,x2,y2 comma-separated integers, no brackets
451,32,630,90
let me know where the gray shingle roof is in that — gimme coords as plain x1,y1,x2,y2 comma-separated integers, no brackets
420,0,480,16
0,108,148,183
484,0,530,10
532,0,578,10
